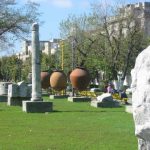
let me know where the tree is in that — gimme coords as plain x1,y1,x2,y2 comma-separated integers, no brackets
0,55,22,81
59,1,150,88
0,0,40,49
89,1,149,83
59,14,100,81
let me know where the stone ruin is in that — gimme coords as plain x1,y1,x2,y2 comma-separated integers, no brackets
7,81,31,106
0,82,11,102
131,45,150,149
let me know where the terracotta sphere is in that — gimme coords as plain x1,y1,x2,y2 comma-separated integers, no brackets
70,67,90,91
41,71,50,89
50,70,67,91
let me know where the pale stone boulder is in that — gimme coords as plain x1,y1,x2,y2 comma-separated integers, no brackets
131,45,150,149
97,93,113,102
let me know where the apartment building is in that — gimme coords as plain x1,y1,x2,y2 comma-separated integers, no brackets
19,39,60,61
108,2,150,37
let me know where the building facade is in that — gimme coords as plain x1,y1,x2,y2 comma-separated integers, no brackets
19,39,60,61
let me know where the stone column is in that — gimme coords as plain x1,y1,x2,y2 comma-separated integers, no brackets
22,23,53,113
31,23,42,101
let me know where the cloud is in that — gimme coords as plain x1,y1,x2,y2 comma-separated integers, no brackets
51,0,73,8
79,0,90,8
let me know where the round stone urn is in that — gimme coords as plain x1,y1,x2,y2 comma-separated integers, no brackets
41,71,50,89
50,70,67,91
70,67,90,91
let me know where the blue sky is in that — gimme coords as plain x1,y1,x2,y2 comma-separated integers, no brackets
18,0,145,41
8,0,147,54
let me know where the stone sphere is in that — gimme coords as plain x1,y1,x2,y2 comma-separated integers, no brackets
41,71,50,89
50,70,67,91
70,67,90,91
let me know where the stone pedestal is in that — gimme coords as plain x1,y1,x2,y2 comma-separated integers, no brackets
49,95,69,99
68,97,91,102
22,101,53,113
91,100,120,108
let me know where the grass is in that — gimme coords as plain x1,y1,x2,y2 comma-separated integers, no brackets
0,97,137,150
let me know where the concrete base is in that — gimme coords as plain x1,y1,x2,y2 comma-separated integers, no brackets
125,105,133,113
68,97,91,102
49,95,69,99
91,100,120,108
22,101,53,113
7,97,30,106
0,95,7,102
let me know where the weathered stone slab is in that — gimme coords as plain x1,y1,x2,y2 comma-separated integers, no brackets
0,95,7,102
91,100,120,108
18,81,28,97
22,101,53,113
49,95,69,99
7,97,30,106
68,97,91,102
93,93,120,108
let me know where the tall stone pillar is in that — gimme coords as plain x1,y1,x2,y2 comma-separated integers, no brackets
31,23,42,101
22,23,53,113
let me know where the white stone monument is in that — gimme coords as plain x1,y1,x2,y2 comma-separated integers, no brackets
22,23,52,113
131,45,150,149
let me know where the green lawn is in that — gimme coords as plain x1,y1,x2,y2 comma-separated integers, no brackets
0,97,137,150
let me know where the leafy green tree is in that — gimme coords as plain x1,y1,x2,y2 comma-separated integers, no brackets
0,0,40,49
0,55,22,81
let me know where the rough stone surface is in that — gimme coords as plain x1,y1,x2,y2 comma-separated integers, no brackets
93,93,120,108
8,97,30,106
22,101,53,113
18,81,28,97
49,95,69,99
68,97,91,102
125,105,133,113
0,95,7,102
131,45,150,149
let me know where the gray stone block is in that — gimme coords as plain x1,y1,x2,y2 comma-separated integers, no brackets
68,97,91,102
0,95,7,102
49,95,69,99
22,101,53,113
8,84,19,97
7,97,30,106
91,100,120,108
